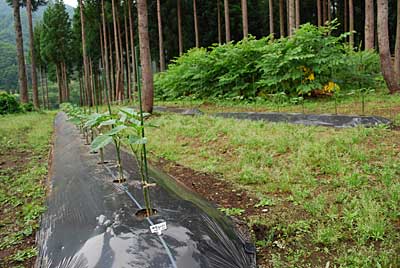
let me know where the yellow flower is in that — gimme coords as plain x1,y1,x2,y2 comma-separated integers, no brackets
322,81,339,93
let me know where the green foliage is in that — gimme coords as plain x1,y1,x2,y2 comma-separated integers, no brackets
0,91,21,114
219,207,245,216
155,22,381,100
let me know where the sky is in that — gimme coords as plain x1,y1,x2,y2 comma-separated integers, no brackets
64,0,77,8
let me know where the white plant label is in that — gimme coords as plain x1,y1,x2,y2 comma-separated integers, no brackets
150,221,167,235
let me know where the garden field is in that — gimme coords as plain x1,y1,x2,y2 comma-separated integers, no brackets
0,112,54,268
1,96,400,267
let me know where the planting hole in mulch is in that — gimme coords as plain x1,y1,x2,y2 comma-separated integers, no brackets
135,208,158,219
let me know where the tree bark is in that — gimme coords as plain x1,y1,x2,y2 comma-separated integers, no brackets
56,63,63,104
295,0,300,29
12,0,28,103
112,0,122,101
177,0,183,55
327,0,331,21
157,0,166,70
365,0,374,50
317,0,322,26
137,0,154,112
224,0,231,42
394,0,400,77
288,0,295,35
217,0,222,43
79,0,90,106
193,0,200,47
117,6,125,101
279,0,285,37
128,0,137,95
349,0,354,47
44,68,49,108
377,0,400,93
27,0,39,108
322,0,327,23
344,0,348,32
39,67,45,108
101,0,111,101
269,0,274,35
241,0,248,38
124,5,131,99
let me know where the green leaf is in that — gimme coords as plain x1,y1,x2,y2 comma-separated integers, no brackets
105,125,127,136
127,135,147,145
91,134,113,151
99,119,116,127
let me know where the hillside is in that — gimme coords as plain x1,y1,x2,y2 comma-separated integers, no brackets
0,0,74,90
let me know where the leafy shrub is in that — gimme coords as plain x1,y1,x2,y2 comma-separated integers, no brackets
21,102,35,112
0,91,21,115
155,21,381,100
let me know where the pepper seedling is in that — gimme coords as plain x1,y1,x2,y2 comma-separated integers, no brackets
91,114,127,183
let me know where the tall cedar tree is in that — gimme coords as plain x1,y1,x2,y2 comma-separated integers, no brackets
137,0,154,112
377,0,400,93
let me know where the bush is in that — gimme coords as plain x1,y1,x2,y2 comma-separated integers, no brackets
155,21,381,100
0,91,21,115
21,102,35,112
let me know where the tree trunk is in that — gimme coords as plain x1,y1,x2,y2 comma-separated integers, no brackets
79,74,83,106
112,0,122,101
295,0,300,29
317,0,322,26
322,0,327,23
117,6,125,101
377,0,400,93
101,0,111,101
217,0,222,43
349,0,354,47
39,67,45,108
44,68,49,108
394,0,400,77
193,0,200,47
56,63,63,104
124,5,131,99
157,0,166,70
327,0,331,21
365,0,374,50
137,0,154,112
27,0,39,108
12,0,28,103
344,0,348,32
224,0,231,42
108,25,115,101
269,0,274,35
128,0,137,95
288,0,295,35
79,0,90,106
279,0,285,37
177,0,183,55
241,0,248,38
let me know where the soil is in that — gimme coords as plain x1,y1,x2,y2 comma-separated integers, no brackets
0,149,37,268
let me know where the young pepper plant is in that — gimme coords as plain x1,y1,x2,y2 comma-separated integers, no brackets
90,114,127,183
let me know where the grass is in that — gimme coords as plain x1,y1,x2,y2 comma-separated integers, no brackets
146,113,400,267
0,112,55,267
156,90,400,124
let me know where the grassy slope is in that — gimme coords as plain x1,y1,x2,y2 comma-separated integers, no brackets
0,112,54,268
147,114,400,267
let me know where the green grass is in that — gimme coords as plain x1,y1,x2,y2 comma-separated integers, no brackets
147,113,400,267
156,91,400,124
0,112,55,267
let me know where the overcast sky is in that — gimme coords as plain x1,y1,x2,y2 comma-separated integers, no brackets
64,0,77,8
